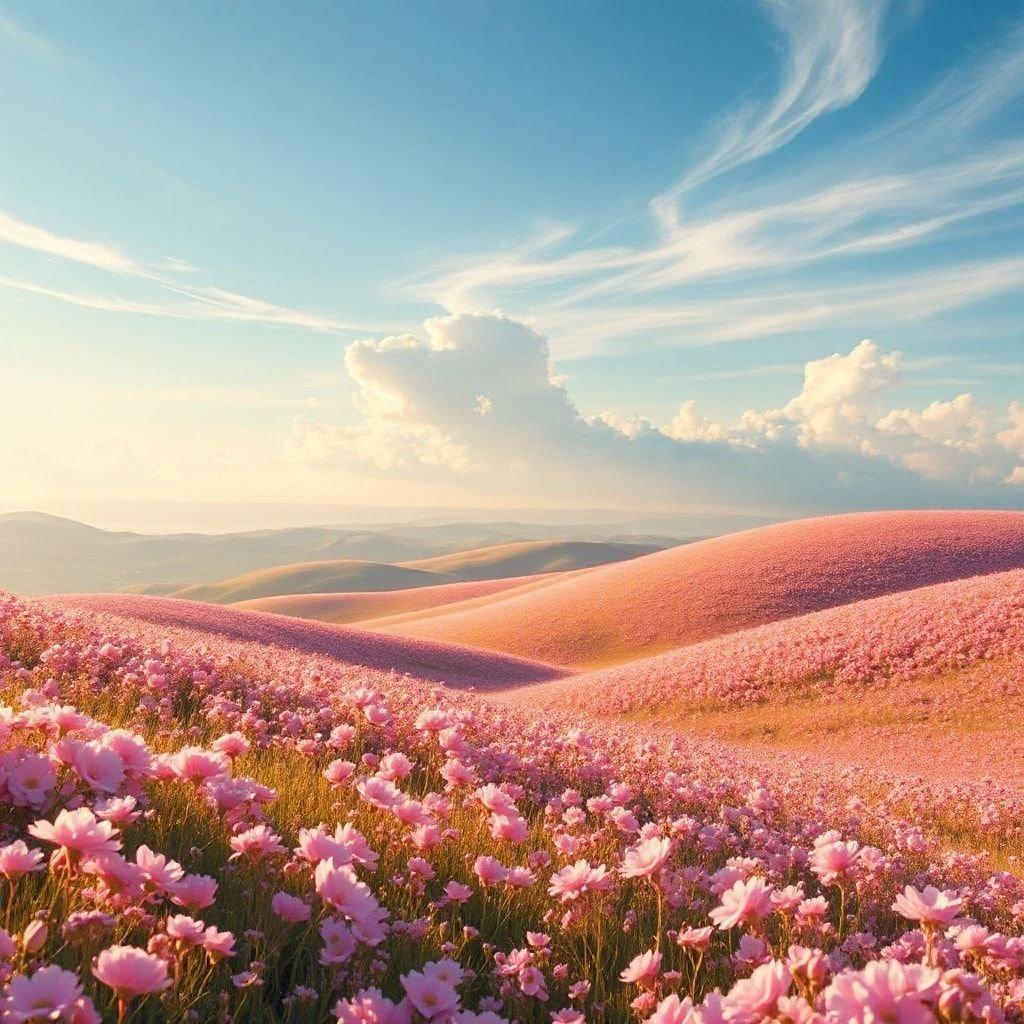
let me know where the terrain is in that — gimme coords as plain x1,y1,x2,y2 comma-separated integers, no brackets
0,510,678,594
377,509,1024,666
163,540,660,604
4,507,1024,1022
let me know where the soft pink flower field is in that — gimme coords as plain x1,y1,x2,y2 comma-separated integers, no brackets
3,509,1024,1023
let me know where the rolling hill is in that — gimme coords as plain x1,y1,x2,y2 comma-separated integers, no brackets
0,511,679,595
159,540,659,604
234,572,563,623
401,539,662,579
42,593,567,688
171,560,448,603
376,510,1024,667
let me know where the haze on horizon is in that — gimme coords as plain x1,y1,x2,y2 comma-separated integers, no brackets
2,0,1024,533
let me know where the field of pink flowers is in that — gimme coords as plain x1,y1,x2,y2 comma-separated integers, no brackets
5,589,1024,1023
521,567,1024,713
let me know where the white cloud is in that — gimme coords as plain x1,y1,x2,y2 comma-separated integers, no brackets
656,0,889,211
0,211,137,273
291,313,1024,511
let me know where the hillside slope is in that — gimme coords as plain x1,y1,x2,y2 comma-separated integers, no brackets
233,572,563,623
168,539,658,604
43,593,567,687
379,510,1024,667
400,539,661,579
172,560,448,603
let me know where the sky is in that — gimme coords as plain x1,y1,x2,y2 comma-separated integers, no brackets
1,0,1024,531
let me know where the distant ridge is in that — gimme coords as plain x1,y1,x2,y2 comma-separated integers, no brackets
166,540,660,603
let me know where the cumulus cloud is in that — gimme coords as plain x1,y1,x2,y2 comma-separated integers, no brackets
292,312,1024,511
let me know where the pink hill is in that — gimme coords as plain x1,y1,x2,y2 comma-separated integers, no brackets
378,510,1024,667
501,565,1024,715
42,593,567,689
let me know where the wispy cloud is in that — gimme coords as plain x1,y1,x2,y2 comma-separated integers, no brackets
405,7,1024,358
0,10,57,61
0,212,136,273
0,210,387,335
654,0,889,217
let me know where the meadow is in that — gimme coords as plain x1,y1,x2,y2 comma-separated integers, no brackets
3,510,1024,1023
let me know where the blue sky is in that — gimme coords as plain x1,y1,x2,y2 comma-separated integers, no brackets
2,0,1024,527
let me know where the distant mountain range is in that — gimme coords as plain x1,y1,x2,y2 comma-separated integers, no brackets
0,511,689,595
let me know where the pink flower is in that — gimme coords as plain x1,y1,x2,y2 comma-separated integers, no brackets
621,836,672,879
824,961,939,1024
676,926,714,951
2,965,85,1021
92,945,172,1000
0,841,45,881
645,993,696,1024
7,753,57,807
167,747,229,784
709,877,774,930
272,892,312,922
29,808,121,859
324,759,356,785
548,860,613,903
809,839,861,886
68,740,125,794
135,845,184,894
202,926,236,961
228,825,286,862
171,874,218,910
620,949,662,985
400,970,459,1020
334,987,409,1024
892,886,964,928
166,915,206,947
212,732,250,758
551,1010,586,1024
722,961,791,1024
473,856,508,886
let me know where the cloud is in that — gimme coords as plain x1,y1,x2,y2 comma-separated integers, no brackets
0,11,57,60
406,12,1024,359
0,209,384,335
656,0,889,210
0,211,137,273
291,312,1024,511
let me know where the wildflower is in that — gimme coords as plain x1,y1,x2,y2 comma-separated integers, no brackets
334,987,408,1024
0,841,45,880
621,949,661,985
892,886,964,927
709,876,774,930
401,969,460,1020
92,945,171,1008
621,836,672,879
272,892,312,922
2,965,87,1022
228,825,286,862
29,808,121,859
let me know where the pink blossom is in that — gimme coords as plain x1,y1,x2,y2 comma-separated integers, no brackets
29,808,121,858
92,945,172,999
621,836,672,879
400,969,460,1020
272,892,312,922
2,965,86,1022
621,949,662,985
709,877,774,930
0,841,45,881
892,886,964,927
